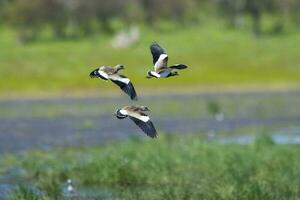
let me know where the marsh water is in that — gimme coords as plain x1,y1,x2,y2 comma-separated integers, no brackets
0,90,299,153
0,90,300,199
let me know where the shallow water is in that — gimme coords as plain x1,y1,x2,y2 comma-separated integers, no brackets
62,186,114,199
0,184,13,200
217,129,300,144
0,90,299,153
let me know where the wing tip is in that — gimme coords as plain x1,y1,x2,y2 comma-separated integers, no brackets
171,64,188,70
150,41,158,47
150,41,163,50
181,64,188,69
182,65,188,69
147,130,157,138
131,95,138,101
147,121,158,138
128,82,138,101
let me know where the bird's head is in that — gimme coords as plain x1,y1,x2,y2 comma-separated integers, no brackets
140,106,150,111
89,68,100,78
114,109,127,119
115,64,125,71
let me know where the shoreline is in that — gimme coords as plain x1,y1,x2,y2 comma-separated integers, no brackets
0,83,299,101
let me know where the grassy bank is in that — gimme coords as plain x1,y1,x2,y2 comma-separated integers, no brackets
0,24,300,96
1,134,299,199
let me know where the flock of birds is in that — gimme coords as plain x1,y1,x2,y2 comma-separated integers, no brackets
89,42,188,138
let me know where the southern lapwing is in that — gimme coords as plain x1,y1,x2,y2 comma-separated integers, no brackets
90,65,138,100
147,42,188,78
114,105,157,138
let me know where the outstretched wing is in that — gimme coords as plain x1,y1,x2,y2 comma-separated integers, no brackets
129,116,157,138
110,74,138,101
169,64,188,70
150,42,166,65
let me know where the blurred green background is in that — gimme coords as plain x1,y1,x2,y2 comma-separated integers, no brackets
0,0,300,96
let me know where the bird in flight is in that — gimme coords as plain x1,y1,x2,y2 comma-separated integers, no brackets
147,42,188,78
90,65,138,100
114,105,157,138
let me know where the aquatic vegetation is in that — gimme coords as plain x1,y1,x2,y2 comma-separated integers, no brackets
1,134,299,200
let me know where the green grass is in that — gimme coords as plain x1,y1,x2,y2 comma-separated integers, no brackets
0,24,300,96
1,134,300,200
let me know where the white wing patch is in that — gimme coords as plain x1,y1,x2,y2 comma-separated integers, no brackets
139,115,150,122
157,54,168,61
98,70,109,79
120,109,128,115
154,54,168,71
117,77,130,84
110,75,130,84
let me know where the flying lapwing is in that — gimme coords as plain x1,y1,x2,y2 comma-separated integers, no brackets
147,42,188,78
114,105,157,138
90,65,138,100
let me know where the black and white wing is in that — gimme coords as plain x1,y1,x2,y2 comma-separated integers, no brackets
150,43,168,72
150,42,166,65
129,116,157,138
169,64,188,70
110,74,138,101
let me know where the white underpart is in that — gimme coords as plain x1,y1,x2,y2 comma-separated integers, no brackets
98,70,109,79
154,54,168,71
120,109,128,115
150,71,161,78
67,185,74,193
139,115,150,122
158,69,171,78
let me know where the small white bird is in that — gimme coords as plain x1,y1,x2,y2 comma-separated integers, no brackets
67,179,74,194
90,64,138,100
147,42,188,78
114,105,157,138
